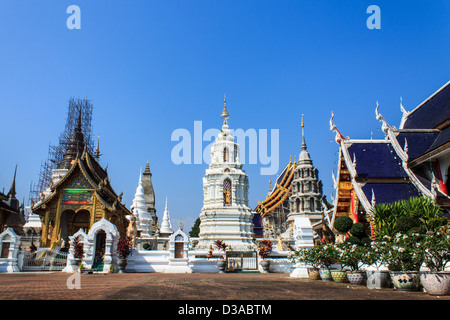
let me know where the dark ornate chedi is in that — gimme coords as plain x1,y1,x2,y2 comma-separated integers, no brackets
142,160,158,234
254,116,326,239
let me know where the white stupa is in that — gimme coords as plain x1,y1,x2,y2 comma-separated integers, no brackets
197,96,254,250
160,197,173,235
130,170,153,238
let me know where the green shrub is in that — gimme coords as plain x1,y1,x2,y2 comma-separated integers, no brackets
395,216,422,234
359,236,372,246
371,196,445,239
334,216,353,233
350,223,366,239
345,236,361,245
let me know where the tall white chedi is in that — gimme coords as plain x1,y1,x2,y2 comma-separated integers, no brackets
197,96,254,250
160,198,173,235
130,171,153,238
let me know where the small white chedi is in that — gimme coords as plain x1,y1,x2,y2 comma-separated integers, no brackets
130,170,153,239
290,217,314,278
197,97,254,251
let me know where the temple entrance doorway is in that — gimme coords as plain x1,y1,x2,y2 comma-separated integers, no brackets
175,242,184,258
71,210,90,235
93,229,106,270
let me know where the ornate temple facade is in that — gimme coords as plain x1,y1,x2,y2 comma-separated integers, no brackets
254,117,328,241
197,97,254,250
31,109,131,249
329,81,450,237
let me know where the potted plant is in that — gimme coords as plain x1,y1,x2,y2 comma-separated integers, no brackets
369,197,446,291
315,243,338,281
336,242,368,284
259,240,273,273
117,236,132,273
385,233,424,291
363,238,392,289
288,246,321,280
213,240,228,273
71,239,84,267
420,229,450,295
329,243,349,283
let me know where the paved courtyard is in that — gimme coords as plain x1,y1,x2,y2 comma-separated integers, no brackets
0,272,448,301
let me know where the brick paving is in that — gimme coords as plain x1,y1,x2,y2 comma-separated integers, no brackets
0,272,448,301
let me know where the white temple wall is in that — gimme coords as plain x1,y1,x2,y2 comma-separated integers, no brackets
126,250,223,273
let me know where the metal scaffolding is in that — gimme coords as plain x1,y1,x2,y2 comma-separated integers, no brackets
29,98,95,204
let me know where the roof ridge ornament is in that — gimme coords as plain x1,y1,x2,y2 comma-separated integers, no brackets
399,97,411,128
403,138,409,160
329,111,349,144
400,97,410,117
375,101,394,134
431,170,437,199
331,170,337,189
94,135,102,161
371,189,376,207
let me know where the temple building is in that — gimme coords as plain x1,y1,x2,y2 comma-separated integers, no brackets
31,107,132,249
254,117,328,241
197,97,254,250
0,166,25,234
253,162,295,239
329,81,450,236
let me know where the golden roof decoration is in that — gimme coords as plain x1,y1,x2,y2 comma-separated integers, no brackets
254,161,297,217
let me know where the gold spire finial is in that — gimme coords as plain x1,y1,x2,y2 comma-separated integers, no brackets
301,114,304,127
221,94,230,120
94,135,102,160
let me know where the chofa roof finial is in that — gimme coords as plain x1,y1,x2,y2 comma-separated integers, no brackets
329,111,348,144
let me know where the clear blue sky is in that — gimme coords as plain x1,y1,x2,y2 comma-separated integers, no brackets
1,1,449,232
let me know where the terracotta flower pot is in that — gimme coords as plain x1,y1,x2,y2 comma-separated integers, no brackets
331,270,349,283
390,271,420,291
420,271,450,296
